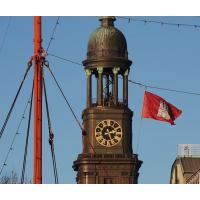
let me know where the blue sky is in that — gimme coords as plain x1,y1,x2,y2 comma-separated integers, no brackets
0,16,200,183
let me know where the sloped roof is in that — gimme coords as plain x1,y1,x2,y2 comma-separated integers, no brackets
179,157,200,180
170,157,200,183
186,168,200,183
180,157,200,173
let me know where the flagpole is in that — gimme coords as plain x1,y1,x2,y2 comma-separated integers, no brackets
135,87,147,154
135,117,143,154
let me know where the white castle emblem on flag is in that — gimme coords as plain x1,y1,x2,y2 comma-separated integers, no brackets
157,101,171,120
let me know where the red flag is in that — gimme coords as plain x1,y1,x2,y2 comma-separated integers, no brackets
141,91,182,125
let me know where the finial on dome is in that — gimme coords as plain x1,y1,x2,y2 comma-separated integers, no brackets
99,16,116,27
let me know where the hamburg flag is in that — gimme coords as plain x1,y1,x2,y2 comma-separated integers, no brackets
141,91,182,125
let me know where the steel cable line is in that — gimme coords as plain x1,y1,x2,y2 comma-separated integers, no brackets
117,16,200,29
127,79,200,96
0,63,32,139
21,81,33,184
46,17,60,52
0,89,32,176
48,53,83,66
43,72,59,184
44,61,83,131
48,53,200,96
43,61,96,153
0,17,12,56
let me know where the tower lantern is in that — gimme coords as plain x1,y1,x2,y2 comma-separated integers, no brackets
73,17,142,184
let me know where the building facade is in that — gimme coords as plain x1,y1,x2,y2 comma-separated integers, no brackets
170,144,200,184
73,17,142,184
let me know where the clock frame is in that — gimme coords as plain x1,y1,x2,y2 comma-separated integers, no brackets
95,119,122,147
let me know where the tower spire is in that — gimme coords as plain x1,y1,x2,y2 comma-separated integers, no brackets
99,16,116,27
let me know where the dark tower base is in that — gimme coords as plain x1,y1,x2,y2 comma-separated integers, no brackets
73,154,142,184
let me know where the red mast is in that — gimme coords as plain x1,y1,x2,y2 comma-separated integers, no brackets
33,16,42,184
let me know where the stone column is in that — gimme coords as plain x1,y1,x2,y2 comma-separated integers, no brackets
123,69,129,107
97,67,103,106
85,69,92,108
113,67,120,106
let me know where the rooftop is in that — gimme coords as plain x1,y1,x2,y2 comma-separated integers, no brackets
177,144,200,158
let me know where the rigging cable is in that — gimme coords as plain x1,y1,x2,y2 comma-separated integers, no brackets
0,17,12,56
0,89,32,176
48,53,200,96
44,60,83,131
117,16,200,30
48,53,82,66
0,62,32,139
21,81,34,184
127,79,200,96
43,60,96,153
43,71,59,184
46,17,60,52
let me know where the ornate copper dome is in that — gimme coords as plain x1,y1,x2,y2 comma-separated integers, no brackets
83,17,132,69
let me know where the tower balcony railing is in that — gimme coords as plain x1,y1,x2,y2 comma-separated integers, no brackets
177,144,200,158
91,97,125,107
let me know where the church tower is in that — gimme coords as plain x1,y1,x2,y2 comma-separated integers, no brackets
73,17,142,184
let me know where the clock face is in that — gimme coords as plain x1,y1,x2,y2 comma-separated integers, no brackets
95,119,122,147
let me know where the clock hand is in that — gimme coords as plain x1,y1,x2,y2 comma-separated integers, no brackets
109,130,116,135
104,129,110,135
108,133,112,140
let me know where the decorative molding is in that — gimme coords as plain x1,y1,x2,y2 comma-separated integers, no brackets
113,67,120,74
97,67,103,74
124,69,129,76
85,68,92,77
